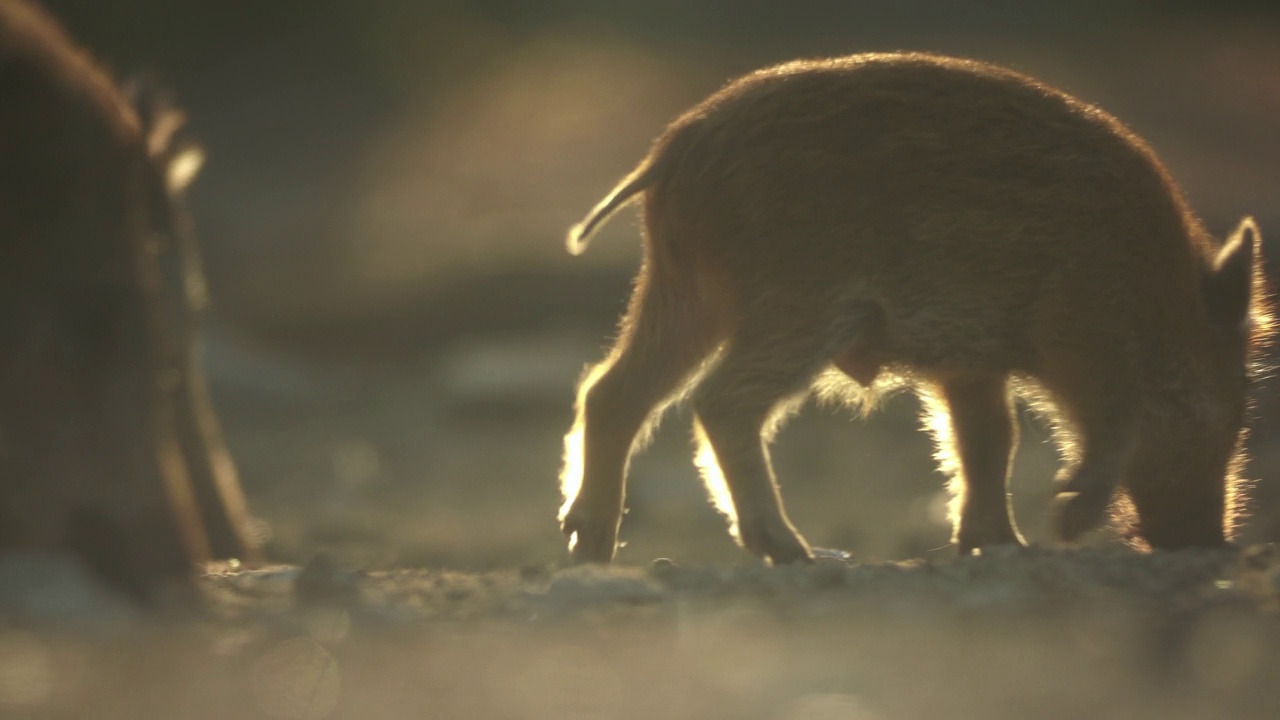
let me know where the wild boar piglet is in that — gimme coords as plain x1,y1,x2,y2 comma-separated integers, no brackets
559,51,1273,565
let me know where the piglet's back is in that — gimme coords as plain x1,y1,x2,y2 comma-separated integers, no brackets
656,54,1205,273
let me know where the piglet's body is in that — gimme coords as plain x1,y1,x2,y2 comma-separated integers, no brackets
559,52,1271,565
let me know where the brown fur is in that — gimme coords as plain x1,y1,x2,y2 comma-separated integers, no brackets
559,52,1274,565
0,0,259,601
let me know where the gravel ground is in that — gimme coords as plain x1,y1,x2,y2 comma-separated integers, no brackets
4,544,1280,719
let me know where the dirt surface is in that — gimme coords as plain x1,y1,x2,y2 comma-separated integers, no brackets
3,545,1280,719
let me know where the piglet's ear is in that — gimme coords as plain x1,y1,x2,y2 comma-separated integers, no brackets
122,72,206,194
1205,216,1261,333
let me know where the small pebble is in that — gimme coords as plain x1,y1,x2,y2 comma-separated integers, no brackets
649,558,679,583
295,552,362,605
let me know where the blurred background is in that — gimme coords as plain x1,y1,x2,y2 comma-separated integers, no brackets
39,0,1280,569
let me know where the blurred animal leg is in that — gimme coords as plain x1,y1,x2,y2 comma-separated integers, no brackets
936,374,1024,554
691,320,831,565
1042,360,1141,543
175,349,261,563
561,269,718,563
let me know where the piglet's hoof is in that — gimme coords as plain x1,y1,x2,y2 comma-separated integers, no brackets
740,520,814,566
956,526,1025,556
561,508,619,564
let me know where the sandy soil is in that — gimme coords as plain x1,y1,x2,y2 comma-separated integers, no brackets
4,545,1280,719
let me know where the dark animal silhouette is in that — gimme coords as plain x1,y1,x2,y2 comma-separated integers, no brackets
559,52,1273,565
0,0,259,602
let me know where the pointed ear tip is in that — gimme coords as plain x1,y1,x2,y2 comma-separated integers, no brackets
1238,216,1262,242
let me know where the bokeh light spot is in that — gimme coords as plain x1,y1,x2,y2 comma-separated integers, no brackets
303,606,351,645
